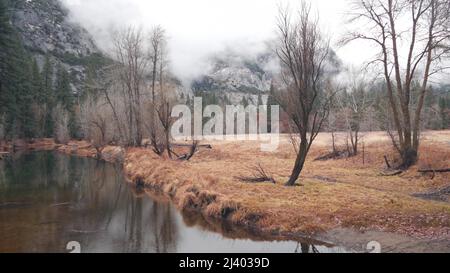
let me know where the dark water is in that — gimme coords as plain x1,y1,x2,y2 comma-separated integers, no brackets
0,152,346,253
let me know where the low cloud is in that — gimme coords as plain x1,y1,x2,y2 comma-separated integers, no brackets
60,0,373,85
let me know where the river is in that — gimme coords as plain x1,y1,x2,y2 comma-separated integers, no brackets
0,151,348,253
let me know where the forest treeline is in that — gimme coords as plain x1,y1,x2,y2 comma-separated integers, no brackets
0,0,449,148
0,0,108,142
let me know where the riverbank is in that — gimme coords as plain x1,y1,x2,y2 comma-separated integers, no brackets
0,138,125,164
124,131,450,243
2,132,450,248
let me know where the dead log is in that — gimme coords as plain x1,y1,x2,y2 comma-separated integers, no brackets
379,170,403,176
236,176,276,183
171,143,212,149
418,168,450,180
314,150,348,161
418,168,450,173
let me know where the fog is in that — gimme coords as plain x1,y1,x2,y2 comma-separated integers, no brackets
59,0,383,84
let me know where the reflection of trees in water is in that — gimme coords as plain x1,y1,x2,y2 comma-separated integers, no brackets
295,242,320,253
150,202,178,253
126,197,142,252
181,209,324,253
1,152,57,191
63,157,179,253
1,152,178,252
124,188,178,253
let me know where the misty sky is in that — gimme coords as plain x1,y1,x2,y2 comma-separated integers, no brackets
60,0,379,84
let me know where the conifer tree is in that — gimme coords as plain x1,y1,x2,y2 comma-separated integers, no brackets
16,56,36,138
41,55,55,137
55,64,73,110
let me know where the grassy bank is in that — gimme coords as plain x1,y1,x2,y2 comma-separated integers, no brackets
124,131,450,240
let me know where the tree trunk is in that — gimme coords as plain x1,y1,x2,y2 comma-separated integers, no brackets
331,131,336,153
285,138,308,186
165,129,172,159
400,145,417,169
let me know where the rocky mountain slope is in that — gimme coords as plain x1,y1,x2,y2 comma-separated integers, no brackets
10,0,105,93
191,49,276,104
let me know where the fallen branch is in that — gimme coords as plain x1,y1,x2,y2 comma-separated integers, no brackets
379,170,403,176
384,155,392,169
172,143,212,149
178,140,201,161
418,168,450,180
314,150,349,161
235,163,276,184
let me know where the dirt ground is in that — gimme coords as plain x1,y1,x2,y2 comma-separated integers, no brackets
124,131,450,241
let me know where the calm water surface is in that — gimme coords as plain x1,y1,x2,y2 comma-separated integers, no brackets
0,152,346,253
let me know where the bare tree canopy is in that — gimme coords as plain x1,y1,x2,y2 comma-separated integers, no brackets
275,2,336,186
343,0,450,168
112,26,147,147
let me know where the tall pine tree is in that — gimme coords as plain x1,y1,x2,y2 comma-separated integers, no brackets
0,0,36,139
55,64,73,110
41,55,55,137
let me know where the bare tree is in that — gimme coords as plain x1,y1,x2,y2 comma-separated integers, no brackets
275,3,334,186
112,27,147,147
343,0,450,168
148,26,167,155
83,66,129,146
339,68,372,156
79,92,110,156
155,87,178,159
323,78,344,154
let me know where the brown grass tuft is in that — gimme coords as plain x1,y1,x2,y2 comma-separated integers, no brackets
205,198,240,219
178,192,198,210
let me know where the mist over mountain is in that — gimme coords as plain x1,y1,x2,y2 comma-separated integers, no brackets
192,49,276,94
9,0,279,102
10,0,108,93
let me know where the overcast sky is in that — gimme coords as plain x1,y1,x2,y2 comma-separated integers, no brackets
60,0,378,84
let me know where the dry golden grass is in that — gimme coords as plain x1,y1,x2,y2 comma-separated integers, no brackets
123,131,450,240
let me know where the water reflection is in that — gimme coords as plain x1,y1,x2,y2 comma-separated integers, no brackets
0,152,344,253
